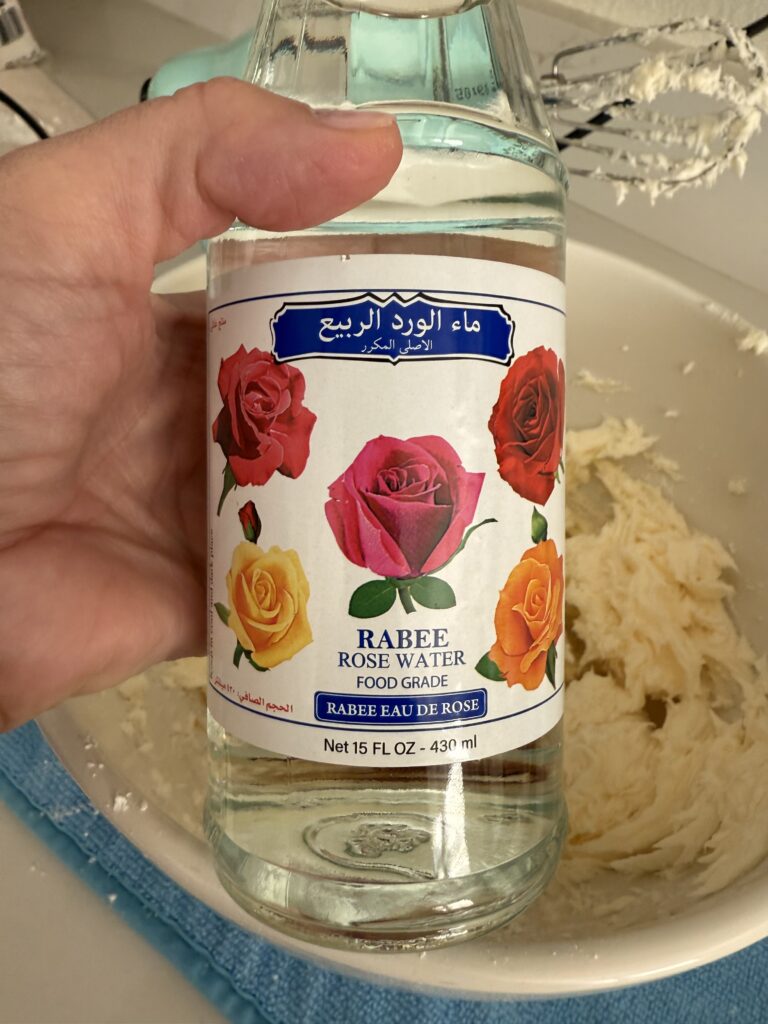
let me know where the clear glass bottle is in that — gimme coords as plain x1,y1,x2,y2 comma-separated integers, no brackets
206,0,567,952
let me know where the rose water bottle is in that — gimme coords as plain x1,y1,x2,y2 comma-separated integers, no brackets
206,0,567,951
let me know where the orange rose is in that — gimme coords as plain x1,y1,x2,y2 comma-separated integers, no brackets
490,539,563,690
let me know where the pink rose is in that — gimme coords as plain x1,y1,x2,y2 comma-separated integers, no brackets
325,435,484,579
212,346,316,487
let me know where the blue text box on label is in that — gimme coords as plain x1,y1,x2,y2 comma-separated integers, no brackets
314,689,488,726
272,292,514,365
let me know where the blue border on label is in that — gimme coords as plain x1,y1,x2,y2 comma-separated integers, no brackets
209,681,563,733
209,287,566,319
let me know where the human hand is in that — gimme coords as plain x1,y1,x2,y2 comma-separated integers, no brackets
0,79,401,729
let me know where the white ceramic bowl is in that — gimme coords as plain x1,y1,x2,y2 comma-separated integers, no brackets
39,240,768,998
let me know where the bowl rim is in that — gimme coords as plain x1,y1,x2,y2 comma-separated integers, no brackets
35,700,768,999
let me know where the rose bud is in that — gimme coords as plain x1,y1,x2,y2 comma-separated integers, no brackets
238,501,262,543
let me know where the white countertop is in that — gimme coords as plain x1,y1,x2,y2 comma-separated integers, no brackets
2,2,767,1022
0,802,226,1024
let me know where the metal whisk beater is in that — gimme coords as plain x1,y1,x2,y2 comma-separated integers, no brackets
540,16,768,199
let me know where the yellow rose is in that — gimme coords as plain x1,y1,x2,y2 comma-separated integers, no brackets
225,542,311,669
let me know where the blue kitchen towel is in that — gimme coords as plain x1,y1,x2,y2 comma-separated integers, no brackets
1,721,767,1024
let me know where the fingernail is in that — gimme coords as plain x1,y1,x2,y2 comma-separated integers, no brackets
313,107,397,131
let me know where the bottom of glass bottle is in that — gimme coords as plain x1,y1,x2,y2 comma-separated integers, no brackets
205,786,567,953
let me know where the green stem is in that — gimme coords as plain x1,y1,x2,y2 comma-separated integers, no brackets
428,518,497,576
217,462,236,516
398,587,416,614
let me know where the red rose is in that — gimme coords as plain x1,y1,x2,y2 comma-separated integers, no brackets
488,346,564,505
237,501,262,543
325,435,484,579
212,347,316,486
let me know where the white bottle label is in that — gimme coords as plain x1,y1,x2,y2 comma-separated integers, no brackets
208,254,565,768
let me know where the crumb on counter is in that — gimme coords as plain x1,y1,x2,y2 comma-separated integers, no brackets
705,301,768,357
727,477,748,496
574,368,628,393
644,450,683,481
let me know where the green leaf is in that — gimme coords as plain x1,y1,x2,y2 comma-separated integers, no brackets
348,579,397,619
428,518,497,575
475,652,506,682
217,462,237,516
410,576,456,610
215,602,230,626
531,507,548,544
245,653,268,672
233,642,245,668
545,643,557,687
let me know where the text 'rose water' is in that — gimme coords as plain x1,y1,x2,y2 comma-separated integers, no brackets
206,0,568,952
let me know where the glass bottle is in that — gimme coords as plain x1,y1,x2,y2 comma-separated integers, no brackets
206,0,567,953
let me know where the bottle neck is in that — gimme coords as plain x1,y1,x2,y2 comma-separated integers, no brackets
246,0,557,151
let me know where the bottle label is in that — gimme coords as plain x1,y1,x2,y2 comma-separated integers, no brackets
208,253,565,768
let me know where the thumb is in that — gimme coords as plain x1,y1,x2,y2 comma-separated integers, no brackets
0,78,402,275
